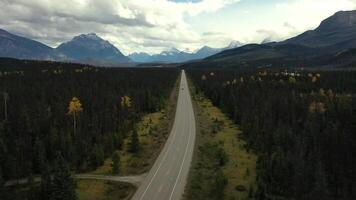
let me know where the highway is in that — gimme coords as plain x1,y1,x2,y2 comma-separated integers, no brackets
131,70,196,200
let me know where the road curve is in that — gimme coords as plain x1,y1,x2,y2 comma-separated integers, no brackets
131,70,196,200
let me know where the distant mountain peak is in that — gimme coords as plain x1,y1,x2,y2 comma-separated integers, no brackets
75,33,101,40
195,45,218,54
56,33,131,63
167,47,181,53
161,47,182,56
200,45,214,50
226,40,243,49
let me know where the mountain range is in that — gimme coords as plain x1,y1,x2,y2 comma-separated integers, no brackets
0,31,130,65
128,40,242,63
185,10,356,68
1,10,356,67
0,28,242,65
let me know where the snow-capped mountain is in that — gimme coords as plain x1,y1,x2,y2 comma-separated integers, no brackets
129,41,243,63
223,40,243,50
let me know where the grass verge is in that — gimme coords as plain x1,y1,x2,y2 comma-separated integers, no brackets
184,78,257,200
76,180,135,200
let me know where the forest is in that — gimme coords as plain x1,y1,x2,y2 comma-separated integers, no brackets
187,68,356,200
0,58,178,183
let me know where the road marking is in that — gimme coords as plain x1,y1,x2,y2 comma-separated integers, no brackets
169,75,194,200
138,75,184,200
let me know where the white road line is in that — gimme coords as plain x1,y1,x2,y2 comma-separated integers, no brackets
138,75,184,200
169,75,193,200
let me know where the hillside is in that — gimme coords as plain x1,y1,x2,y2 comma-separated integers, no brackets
0,29,54,60
185,10,356,69
56,33,131,64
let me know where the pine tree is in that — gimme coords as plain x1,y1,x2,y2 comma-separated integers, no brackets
90,145,104,168
51,153,77,200
40,164,52,200
0,168,4,200
311,160,329,200
111,152,120,175
3,92,8,121
129,129,140,153
27,174,37,200
33,137,45,173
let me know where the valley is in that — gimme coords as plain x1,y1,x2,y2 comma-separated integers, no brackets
1,3,356,200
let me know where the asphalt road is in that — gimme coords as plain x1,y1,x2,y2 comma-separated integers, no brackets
131,70,196,200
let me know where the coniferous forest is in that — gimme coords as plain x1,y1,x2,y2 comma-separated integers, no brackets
188,69,356,200
0,59,178,182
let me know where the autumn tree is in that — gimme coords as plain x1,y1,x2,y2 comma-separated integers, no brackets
121,96,132,108
67,97,83,136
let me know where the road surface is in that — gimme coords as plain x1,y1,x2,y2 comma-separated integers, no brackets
131,70,196,200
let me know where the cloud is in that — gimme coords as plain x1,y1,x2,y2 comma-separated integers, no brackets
275,0,356,34
244,0,356,44
0,0,239,54
1,0,355,54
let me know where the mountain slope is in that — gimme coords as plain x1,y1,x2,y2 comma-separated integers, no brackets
283,10,356,48
56,33,131,63
128,52,152,63
0,29,54,60
197,10,356,68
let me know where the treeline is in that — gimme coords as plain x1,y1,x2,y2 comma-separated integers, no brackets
188,69,356,200
0,59,178,182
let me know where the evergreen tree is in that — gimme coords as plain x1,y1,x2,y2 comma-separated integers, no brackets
51,153,77,200
129,129,140,153
0,168,4,200
111,152,120,175
33,137,45,173
90,145,104,169
27,174,38,200
3,92,8,121
40,164,52,200
310,160,329,200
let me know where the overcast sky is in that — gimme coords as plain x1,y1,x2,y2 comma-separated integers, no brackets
1,0,356,55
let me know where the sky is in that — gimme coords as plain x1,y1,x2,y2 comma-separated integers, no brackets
0,0,356,55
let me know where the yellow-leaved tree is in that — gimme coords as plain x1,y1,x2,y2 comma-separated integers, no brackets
121,96,132,108
67,97,83,136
